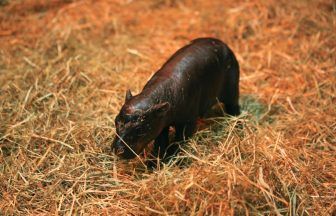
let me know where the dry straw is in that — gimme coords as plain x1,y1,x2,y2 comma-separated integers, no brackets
0,0,335,215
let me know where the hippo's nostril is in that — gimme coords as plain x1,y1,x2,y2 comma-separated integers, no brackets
112,141,125,156
115,147,124,155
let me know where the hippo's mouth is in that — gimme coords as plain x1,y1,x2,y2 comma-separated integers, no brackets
112,137,149,159
117,149,138,159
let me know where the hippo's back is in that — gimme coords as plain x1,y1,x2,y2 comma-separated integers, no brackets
142,38,238,122
160,38,229,79
160,38,233,120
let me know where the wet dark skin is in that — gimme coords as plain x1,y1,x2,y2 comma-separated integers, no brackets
112,38,240,166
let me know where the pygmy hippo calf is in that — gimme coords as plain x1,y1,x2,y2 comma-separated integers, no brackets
112,38,240,163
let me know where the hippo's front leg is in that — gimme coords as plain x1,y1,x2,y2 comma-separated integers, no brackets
163,121,197,160
175,121,197,141
146,127,169,169
152,127,169,158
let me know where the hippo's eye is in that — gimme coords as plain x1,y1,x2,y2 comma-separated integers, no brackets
134,125,146,135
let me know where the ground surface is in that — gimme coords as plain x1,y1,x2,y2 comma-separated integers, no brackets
0,0,335,215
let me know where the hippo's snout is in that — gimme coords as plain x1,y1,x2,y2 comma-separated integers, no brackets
112,137,137,159
111,137,125,156
113,143,125,155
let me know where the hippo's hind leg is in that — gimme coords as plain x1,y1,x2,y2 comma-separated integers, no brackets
220,52,240,116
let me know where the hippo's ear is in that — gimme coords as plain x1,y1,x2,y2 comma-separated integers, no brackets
149,102,170,117
125,89,133,102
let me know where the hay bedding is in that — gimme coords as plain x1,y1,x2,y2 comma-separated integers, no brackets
0,0,335,215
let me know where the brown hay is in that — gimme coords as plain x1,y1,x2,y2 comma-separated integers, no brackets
0,0,335,215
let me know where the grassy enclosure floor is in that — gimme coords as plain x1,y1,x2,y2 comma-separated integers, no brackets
0,0,335,215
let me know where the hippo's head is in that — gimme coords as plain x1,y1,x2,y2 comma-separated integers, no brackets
112,90,170,159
